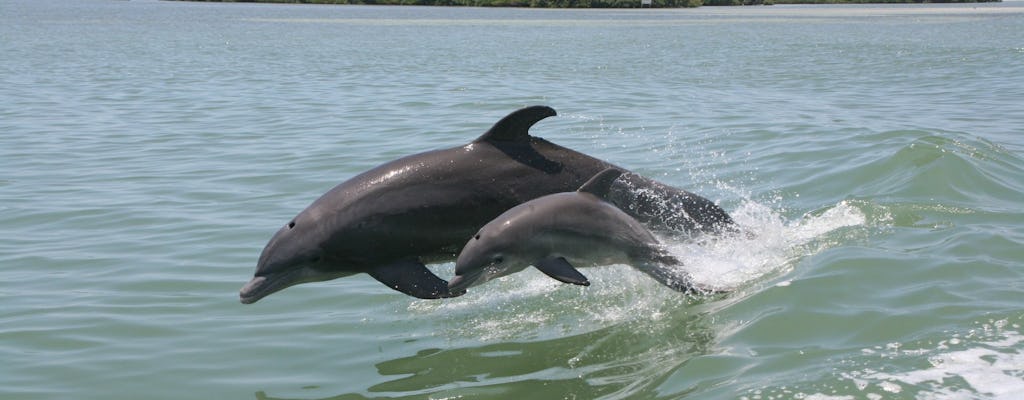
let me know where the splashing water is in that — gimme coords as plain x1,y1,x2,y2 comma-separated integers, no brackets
412,198,867,341
676,199,868,292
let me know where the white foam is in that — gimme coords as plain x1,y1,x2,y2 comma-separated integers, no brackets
665,199,866,292
845,321,1024,400
865,332,1024,399
803,395,855,400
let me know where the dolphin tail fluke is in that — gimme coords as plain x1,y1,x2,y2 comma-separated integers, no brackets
640,267,696,293
635,262,727,295
534,257,591,286
367,259,466,299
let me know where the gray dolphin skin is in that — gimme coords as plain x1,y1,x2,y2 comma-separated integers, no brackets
240,105,732,304
448,168,699,294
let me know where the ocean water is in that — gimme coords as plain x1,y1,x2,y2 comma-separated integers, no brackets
2,1,1023,399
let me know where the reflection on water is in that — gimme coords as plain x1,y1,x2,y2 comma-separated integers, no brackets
256,308,717,399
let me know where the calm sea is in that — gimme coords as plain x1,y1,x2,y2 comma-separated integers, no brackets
2,0,1023,398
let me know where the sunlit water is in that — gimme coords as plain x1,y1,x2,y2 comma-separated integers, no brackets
2,1,1023,399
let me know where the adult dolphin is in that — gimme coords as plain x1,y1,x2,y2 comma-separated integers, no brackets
240,105,732,304
448,168,699,294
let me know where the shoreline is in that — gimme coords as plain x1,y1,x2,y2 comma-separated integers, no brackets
168,0,1003,8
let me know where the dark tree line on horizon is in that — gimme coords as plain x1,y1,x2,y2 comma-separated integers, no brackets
176,0,1000,7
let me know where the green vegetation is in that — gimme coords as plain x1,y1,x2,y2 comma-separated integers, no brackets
177,0,704,6
771,0,998,3
175,0,999,7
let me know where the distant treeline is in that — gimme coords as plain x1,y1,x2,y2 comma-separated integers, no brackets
770,0,999,3
178,0,705,6
175,0,1000,7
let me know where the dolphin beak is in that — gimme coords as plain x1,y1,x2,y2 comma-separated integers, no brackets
239,270,303,304
447,270,481,293
239,276,269,304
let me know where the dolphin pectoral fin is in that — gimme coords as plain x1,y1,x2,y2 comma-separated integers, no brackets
367,260,466,299
534,257,590,286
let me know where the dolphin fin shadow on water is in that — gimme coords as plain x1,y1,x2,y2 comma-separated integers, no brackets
241,106,733,303
448,168,713,295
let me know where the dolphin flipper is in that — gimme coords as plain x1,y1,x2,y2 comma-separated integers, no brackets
367,260,466,299
534,257,591,286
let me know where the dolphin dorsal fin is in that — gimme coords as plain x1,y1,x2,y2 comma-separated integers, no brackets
577,168,623,199
474,105,557,144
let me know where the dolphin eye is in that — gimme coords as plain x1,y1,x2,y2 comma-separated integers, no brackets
493,256,504,264
474,234,481,240
288,221,296,229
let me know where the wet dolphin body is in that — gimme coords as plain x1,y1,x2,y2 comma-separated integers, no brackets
240,105,732,303
448,168,699,294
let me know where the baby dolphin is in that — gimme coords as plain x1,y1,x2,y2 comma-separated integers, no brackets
449,168,700,294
